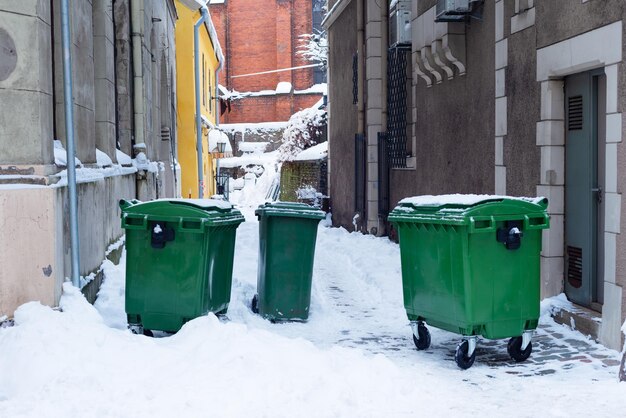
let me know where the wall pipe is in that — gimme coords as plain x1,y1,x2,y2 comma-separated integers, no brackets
193,6,209,199
60,0,81,288
130,0,145,155
381,0,388,133
357,0,364,135
194,7,210,198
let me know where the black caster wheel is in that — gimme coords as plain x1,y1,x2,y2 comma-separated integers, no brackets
251,294,259,314
128,324,143,335
412,323,431,350
507,336,532,362
455,340,476,370
143,329,154,338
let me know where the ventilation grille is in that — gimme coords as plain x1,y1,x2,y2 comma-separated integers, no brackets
568,95,583,130
567,246,583,288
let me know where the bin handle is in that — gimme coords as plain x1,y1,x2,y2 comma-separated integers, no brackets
178,218,206,233
122,214,148,230
524,213,549,230
469,216,496,233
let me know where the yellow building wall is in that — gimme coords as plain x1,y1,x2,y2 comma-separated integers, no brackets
175,3,221,198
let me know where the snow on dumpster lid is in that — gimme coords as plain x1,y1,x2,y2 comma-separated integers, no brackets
167,198,233,211
255,201,325,219
399,194,546,208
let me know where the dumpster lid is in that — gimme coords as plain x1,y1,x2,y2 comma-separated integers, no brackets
397,194,547,210
120,198,233,212
167,198,233,211
255,202,326,220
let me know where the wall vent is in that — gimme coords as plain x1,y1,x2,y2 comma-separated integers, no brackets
568,95,583,130
566,245,583,289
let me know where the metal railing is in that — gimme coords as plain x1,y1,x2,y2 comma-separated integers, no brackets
354,133,367,214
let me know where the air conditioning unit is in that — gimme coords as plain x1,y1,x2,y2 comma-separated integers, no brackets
390,0,411,48
436,0,483,22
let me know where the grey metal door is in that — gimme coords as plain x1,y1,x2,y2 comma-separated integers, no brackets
565,71,601,307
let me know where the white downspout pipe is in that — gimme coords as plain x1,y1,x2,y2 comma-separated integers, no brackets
60,0,81,288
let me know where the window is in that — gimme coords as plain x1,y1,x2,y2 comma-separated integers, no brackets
208,73,212,113
202,54,206,107
312,0,326,84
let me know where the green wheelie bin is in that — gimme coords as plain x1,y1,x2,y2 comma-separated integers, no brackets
120,198,244,334
252,202,326,322
388,195,550,369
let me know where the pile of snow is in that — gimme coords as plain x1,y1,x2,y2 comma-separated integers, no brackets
275,81,293,94
228,158,280,211
95,148,113,168
116,149,133,166
133,152,159,173
294,84,327,95
53,140,82,168
238,142,268,155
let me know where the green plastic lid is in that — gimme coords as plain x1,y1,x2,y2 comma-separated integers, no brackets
388,194,549,229
255,202,326,220
119,198,244,229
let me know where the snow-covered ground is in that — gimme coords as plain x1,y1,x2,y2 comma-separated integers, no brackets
1,153,625,417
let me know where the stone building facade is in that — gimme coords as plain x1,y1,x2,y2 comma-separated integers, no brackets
0,0,178,316
325,0,626,350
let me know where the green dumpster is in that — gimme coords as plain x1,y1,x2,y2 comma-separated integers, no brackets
388,195,550,369
252,202,326,321
120,198,244,334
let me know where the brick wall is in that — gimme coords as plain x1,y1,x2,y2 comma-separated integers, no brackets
209,0,322,123
226,94,321,123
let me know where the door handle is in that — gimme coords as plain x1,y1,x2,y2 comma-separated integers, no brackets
591,187,602,204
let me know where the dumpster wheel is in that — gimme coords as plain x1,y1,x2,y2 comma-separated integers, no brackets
454,340,476,370
251,294,259,314
507,336,533,362
411,322,431,350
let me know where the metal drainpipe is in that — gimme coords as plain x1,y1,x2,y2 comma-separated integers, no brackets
60,0,81,288
357,0,364,135
381,1,388,133
194,7,210,198
130,0,145,158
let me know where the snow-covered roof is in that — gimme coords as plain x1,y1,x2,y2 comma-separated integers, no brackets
221,121,289,132
294,141,327,161
294,83,327,95
238,142,269,154
219,82,326,100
